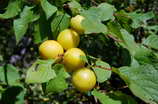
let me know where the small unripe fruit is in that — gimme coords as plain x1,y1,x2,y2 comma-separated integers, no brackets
57,29,80,50
63,48,86,72
70,15,85,34
39,40,64,59
72,68,96,92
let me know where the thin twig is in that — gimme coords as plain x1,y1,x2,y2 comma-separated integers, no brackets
108,34,123,42
117,85,128,90
94,96,98,104
93,65,112,71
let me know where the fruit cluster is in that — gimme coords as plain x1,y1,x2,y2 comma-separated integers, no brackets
39,15,96,92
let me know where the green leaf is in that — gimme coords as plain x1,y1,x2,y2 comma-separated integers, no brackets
143,35,158,50
108,91,138,104
25,59,56,83
128,12,155,28
15,88,25,104
33,23,42,44
107,21,138,55
1,86,24,104
0,85,5,99
53,64,70,79
146,25,158,33
33,10,53,44
82,16,107,34
0,64,20,85
45,64,69,94
118,64,158,104
0,0,21,19
51,13,70,39
33,12,52,43
97,3,116,21
41,0,57,19
80,3,115,34
81,3,116,21
130,57,140,67
107,21,124,40
134,46,158,64
68,0,83,15
107,22,158,64
93,60,111,83
45,77,68,94
119,29,138,55
13,6,39,43
115,10,132,32
0,86,4,92
80,55,88,63
92,90,121,104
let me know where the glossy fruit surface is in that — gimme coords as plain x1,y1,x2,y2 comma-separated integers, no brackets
57,29,80,50
70,15,85,34
72,68,96,92
39,40,64,59
63,48,86,72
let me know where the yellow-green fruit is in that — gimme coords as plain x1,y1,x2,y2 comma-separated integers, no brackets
63,48,86,72
57,29,80,50
72,68,96,92
39,40,64,59
70,15,85,34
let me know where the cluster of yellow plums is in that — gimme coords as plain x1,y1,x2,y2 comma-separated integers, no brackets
39,15,96,92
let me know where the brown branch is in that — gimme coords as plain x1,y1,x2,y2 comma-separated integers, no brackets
107,34,123,42
57,54,64,58
93,65,112,71
117,85,128,90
